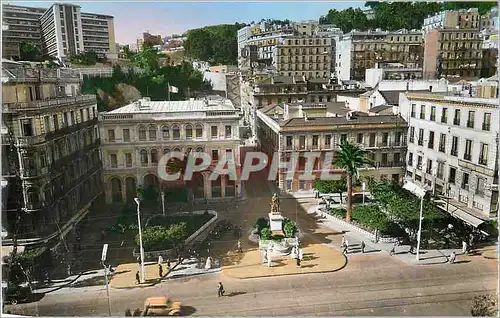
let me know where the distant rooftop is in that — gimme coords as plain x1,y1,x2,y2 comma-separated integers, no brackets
281,114,406,128
406,92,499,106
107,98,236,114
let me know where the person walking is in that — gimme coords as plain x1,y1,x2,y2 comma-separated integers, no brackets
360,241,365,254
167,259,171,270
374,229,379,243
237,240,242,253
390,241,398,256
448,251,456,264
135,271,140,284
462,241,468,254
341,235,346,248
158,264,163,278
158,255,163,265
218,282,225,297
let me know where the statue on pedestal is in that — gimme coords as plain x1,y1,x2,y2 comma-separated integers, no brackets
270,193,280,213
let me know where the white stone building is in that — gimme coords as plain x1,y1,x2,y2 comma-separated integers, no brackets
99,97,242,204
399,91,498,226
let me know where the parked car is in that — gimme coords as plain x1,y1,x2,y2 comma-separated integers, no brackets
143,296,182,316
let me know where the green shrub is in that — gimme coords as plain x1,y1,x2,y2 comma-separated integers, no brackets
351,205,404,237
329,208,347,218
255,217,269,233
260,228,271,240
283,220,297,238
136,223,187,252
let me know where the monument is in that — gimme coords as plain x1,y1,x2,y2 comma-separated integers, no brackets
269,193,284,237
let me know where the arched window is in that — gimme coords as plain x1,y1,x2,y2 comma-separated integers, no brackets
140,149,148,166
162,125,170,140
172,125,180,140
163,148,170,154
173,147,181,153
196,147,204,153
151,149,158,164
138,125,147,141
185,124,193,139
195,124,203,138
148,125,157,141
26,188,39,208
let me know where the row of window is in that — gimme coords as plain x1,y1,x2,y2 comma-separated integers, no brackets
285,132,404,149
108,147,234,168
409,126,490,166
106,124,233,142
410,104,492,131
407,154,487,196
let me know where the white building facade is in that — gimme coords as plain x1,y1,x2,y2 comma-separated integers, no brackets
99,97,242,204
400,92,499,225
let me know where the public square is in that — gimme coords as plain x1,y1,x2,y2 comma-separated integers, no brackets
4,171,498,316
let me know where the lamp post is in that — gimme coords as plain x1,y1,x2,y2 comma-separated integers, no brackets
403,180,427,261
134,197,146,283
362,182,366,204
161,191,166,216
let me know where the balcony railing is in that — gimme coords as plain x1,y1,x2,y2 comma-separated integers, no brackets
441,116,447,123
464,154,471,161
3,94,96,112
466,120,474,128
418,139,424,146
453,118,460,125
439,145,445,152
482,123,491,131
479,157,488,165
451,149,458,156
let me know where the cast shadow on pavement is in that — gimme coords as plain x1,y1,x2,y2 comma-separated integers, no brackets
181,305,197,316
225,291,247,297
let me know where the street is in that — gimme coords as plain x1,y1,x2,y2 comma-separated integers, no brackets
4,173,499,316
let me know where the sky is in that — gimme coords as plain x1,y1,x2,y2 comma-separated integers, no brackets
7,1,363,45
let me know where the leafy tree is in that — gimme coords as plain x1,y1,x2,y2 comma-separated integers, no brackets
334,140,371,222
137,223,187,252
19,42,42,61
283,219,297,238
70,51,99,66
184,24,245,64
319,8,369,33
313,177,347,203
130,44,159,75
471,294,498,316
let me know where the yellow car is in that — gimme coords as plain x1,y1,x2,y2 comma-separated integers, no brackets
143,297,182,316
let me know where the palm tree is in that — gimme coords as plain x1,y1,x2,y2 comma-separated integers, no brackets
334,140,371,222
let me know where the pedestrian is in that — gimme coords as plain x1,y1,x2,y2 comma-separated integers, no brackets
237,240,242,253
158,255,163,265
218,282,225,297
360,241,365,254
462,241,468,254
409,245,415,254
137,256,141,266
341,235,346,248
299,248,304,262
178,253,182,264
158,264,163,278
135,271,140,284
448,251,456,264
390,241,397,256
374,229,379,243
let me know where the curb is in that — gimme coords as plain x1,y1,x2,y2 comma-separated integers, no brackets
166,268,221,280
35,270,94,294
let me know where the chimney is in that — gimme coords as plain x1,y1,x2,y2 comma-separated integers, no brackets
283,103,289,120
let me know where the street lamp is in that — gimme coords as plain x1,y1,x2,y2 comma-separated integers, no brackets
403,179,427,261
161,191,166,216
134,197,146,283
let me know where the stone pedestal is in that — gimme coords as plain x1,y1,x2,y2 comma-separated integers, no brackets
269,212,284,236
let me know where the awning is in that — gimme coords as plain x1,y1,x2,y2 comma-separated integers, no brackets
436,202,486,228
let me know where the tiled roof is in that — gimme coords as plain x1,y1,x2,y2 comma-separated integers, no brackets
107,99,235,114
281,114,406,127
369,105,393,113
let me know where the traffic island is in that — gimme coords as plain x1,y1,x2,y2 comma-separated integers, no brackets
221,239,346,279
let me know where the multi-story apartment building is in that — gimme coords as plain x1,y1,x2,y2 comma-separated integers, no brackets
480,7,498,77
423,8,481,31
137,32,163,51
99,97,242,204
274,35,333,79
399,90,498,225
81,12,117,57
257,103,408,192
1,3,116,60
40,3,85,59
336,29,424,82
1,60,103,252
2,4,46,59
423,28,483,79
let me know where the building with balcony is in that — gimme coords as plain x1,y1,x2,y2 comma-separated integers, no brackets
423,28,483,80
1,60,103,254
336,29,424,82
423,8,481,31
399,91,498,226
256,103,408,193
98,97,242,204
1,3,116,60
274,35,333,79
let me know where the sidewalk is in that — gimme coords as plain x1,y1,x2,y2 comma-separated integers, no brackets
306,205,463,266
32,269,106,294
